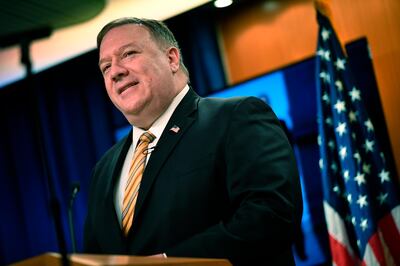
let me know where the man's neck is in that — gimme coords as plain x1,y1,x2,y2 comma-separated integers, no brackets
129,83,189,130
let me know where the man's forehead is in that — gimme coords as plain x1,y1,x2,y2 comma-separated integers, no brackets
98,25,149,57
101,24,150,44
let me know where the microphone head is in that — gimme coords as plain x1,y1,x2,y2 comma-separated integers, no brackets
71,182,80,194
72,181,81,192
69,181,81,207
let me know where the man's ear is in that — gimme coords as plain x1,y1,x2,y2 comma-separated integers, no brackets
167,47,180,73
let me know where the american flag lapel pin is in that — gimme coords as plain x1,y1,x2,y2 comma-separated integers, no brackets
170,125,180,133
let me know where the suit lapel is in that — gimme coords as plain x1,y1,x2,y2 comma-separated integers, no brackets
132,89,199,223
101,132,132,250
105,131,133,198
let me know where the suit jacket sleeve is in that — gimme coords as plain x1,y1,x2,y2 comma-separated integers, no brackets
83,165,102,253
165,97,302,264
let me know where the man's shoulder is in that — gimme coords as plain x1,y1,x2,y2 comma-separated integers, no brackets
199,95,269,112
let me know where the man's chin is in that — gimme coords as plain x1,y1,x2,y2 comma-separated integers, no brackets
119,103,145,117
123,109,142,119
123,110,149,128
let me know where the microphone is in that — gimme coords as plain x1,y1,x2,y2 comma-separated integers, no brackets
68,182,80,253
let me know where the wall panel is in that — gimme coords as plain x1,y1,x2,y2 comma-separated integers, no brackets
218,0,400,174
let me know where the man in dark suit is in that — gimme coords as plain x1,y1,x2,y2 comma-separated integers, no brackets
84,17,302,265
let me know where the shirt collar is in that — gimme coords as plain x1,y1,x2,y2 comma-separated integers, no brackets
131,84,190,147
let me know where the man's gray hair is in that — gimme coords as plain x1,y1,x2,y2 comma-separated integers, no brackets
97,17,189,77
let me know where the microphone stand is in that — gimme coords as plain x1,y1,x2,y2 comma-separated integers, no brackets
68,183,80,253
20,38,70,266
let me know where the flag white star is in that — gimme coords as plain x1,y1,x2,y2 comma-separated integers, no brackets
322,28,331,41
333,185,340,194
363,139,375,153
364,119,374,132
362,163,371,174
335,80,344,91
354,172,366,186
334,100,346,113
360,218,368,231
380,152,386,163
349,110,358,122
339,146,347,160
319,158,324,169
320,71,331,83
356,195,368,208
335,58,346,71
325,117,333,126
336,122,347,136
318,135,322,146
346,193,352,203
322,92,330,104
317,48,325,57
331,162,338,173
322,50,331,61
377,193,388,205
317,48,330,60
349,87,361,101
352,133,357,140
353,152,361,163
328,140,335,150
343,169,350,181
379,169,390,183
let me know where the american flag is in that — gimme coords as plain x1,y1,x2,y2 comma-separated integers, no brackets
315,11,400,265
169,125,180,134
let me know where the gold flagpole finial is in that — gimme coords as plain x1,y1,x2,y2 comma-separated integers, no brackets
314,0,332,20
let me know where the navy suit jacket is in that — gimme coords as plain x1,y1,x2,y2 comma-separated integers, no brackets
84,88,302,265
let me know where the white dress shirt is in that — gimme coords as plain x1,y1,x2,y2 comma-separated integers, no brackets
114,85,189,226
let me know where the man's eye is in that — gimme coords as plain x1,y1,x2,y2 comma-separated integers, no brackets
102,65,110,74
123,50,136,58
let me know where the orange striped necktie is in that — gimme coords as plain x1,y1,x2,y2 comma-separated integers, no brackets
122,131,156,236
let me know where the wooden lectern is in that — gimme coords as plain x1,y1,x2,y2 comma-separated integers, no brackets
11,253,232,266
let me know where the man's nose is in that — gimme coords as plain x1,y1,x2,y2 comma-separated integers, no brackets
111,62,128,82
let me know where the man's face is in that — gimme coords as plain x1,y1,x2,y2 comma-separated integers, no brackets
99,24,179,127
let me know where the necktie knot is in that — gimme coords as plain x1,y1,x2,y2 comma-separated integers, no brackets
140,131,156,144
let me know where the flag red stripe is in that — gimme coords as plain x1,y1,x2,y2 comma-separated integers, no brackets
366,232,386,265
378,213,400,264
329,234,360,266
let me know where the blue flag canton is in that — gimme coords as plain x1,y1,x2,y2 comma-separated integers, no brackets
315,12,400,256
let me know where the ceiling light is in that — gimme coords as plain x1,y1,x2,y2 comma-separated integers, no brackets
214,0,233,8
263,1,280,11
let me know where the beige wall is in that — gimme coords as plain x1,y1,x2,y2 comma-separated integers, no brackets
218,0,400,174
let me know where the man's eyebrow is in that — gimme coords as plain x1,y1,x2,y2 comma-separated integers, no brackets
98,43,137,67
98,58,109,68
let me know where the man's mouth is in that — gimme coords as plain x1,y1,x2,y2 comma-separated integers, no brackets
118,81,139,95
